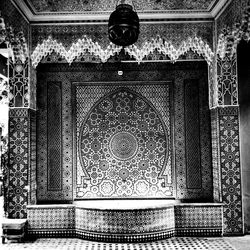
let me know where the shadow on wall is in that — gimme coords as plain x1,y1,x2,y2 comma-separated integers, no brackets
238,40,250,233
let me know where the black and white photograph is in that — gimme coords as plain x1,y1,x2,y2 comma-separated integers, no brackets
0,0,249,249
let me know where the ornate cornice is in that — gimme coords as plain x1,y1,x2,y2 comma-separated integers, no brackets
217,3,250,58
0,16,28,63
31,35,214,68
12,0,226,24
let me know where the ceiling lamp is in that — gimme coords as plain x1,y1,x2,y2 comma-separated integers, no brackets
108,0,139,46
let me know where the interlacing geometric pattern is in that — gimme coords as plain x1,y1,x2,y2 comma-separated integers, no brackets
212,1,244,235
175,206,223,236
8,60,29,107
27,206,75,231
8,108,29,218
31,36,214,68
218,107,243,234
217,55,238,106
76,85,173,198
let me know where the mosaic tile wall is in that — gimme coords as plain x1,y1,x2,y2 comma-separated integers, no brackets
29,109,37,206
213,1,243,233
37,75,73,201
7,107,36,217
36,62,212,201
75,206,175,241
218,107,243,235
47,82,62,191
210,106,243,235
4,0,35,217
184,80,201,189
8,108,30,218
75,84,173,198
27,205,75,237
174,71,212,200
175,205,223,236
27,203,223,241
211,109,221,202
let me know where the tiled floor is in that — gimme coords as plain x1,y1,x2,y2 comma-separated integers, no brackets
0,237,237,250
225,236,250,250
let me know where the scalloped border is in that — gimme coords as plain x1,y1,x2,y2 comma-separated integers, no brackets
31,35,214,68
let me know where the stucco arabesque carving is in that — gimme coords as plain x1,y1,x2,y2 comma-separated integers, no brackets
217,5,250,58
31,35,214,68
0,20,28,63
0,74,8,105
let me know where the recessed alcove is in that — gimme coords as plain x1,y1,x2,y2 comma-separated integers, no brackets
35,61,213,202
22,60,223,242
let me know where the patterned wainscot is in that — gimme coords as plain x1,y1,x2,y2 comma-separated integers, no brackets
27,201,223,242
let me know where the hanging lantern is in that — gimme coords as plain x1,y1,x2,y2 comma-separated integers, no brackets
108,0,139,46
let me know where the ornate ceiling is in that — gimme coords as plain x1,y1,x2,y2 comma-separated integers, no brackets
13,0,229,23
24,0,218,12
